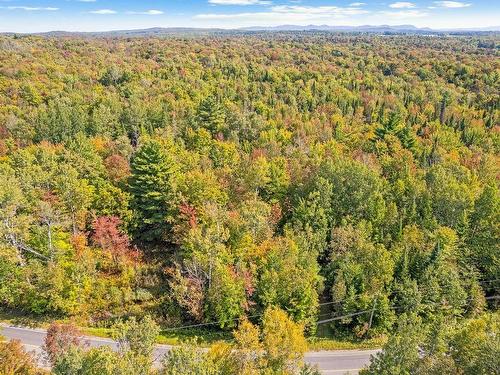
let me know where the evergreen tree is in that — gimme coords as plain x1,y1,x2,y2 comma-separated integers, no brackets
197,96,225,136
129,139,178,242
375,112,402,141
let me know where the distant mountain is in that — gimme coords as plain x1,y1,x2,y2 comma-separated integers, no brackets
238,24,500,33
239,24,433,32
1,25,498,37
35,27,227,37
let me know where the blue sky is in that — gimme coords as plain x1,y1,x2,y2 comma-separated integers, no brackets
0,0,498,32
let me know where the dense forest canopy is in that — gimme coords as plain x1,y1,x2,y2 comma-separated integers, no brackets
0,33,498,345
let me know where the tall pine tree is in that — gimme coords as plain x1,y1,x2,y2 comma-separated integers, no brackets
197,96,225,136
129,139,178,242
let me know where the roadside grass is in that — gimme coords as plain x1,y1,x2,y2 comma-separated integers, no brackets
156,328,233,346
308,336,386,351
82,326,232,347
0,308,384,351
0,308,54,328
310,320,386,350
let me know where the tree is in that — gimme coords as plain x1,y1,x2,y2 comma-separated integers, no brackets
104,154,131,183
450,313,500,374
169,219,248,328
197,96,225,136
163,307,312,375
375,112,402,141
439,91,451,124
261,307,308,373
375,112,416,151
91,216,132,262
52,345,123,375
256,236,320,329
161,340,209,375
52,316,160,375
99,66,130,87
426,163,478,231
287,177,333,258
0,339,44,375
233,318,262,374
0,165,33,264
466,184,500,284
362,312,500,375
112,315,159,360
231,307,314,374
54,165,94,234
43,322,84,365
319,159,387,230
360,314,423,375
129,139,178,242
327,222,395,335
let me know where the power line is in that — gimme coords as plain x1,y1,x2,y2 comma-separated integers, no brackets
163,295,362,331
162,278,500,331
317,309,374,324
316,295,500,326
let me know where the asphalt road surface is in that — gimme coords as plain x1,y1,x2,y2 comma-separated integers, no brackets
0,325,378,374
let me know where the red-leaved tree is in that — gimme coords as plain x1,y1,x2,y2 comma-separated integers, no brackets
43,323,84,365
91,216,132,262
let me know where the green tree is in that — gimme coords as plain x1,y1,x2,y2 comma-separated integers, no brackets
52,316,160,375
160,340,209,375
197,96,225,136
320,159,387,229
360,314,423,375
256,236,320,329
327,222,395,335
426,163,478,231
287,177,333,258
54,165,94,234
450,313,500,374
129,139,178,242
112,315,160,360
466,184,500,283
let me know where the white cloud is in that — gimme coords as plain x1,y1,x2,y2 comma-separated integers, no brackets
89,9,116,14
208,0,271,5
271,5,368,15
433,1,471,8
2,6,59,11
389,2,416,8
196,5,369,21
349,2,365,6
127,9,164,15
381,9,427,18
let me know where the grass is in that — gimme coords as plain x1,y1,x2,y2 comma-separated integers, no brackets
157,328,233,346
308,335,386,351
0,308,384,351
81,327,114,340
0,308,54,328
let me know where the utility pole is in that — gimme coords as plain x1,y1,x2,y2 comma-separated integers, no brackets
368,297,377,332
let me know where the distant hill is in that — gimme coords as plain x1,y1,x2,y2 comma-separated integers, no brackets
239,24,431,32
239,24,500,33
1,25,499,37
35,27,227,37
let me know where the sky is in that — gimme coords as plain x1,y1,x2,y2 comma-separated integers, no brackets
0,0,498,33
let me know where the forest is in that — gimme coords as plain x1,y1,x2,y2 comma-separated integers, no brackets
0,32,498,374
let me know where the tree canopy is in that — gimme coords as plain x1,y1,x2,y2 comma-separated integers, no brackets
0,32,498,348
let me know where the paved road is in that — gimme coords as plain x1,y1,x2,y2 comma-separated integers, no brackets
0,325,378,374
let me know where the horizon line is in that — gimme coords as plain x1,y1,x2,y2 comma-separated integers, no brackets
1,24,499,34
